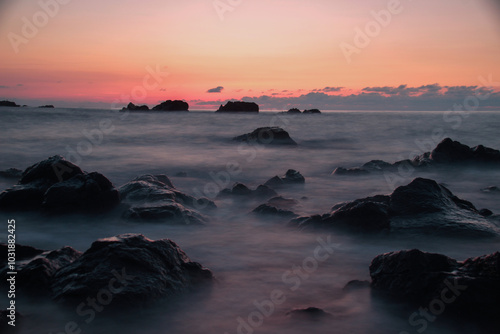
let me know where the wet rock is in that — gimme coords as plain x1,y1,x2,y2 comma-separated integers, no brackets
216,101,259,113
217,183,277,200
303,109,321,114
286,307,331,320
152,100,189,111
0,168,23,179
369,249,500,324
52,234,213,306
291,178,499,236
121,102,149,111
119,174,214,224
252,204,298,219
233,127,297,146
264,169,305,188
0,156,119,213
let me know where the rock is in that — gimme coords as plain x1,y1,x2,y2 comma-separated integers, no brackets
0,156,119,213
264,169,305,188
217,183,277,200
286,307,331,320
361,160,394,171
0,101,19,107
152,100,189,111
0,244,45,263
51,234,213,306
38,105,54,108
479,208,494,217
121,102,149,111
252,204,298,219
267,196,298,209
216,101,259,113
0,168,23,179
481,186,499,193
369,249,500,324
332,167,369,176
287,108,302,114
119,174,214,224
291,178,499,236
233,127,297,146
303,109,321,114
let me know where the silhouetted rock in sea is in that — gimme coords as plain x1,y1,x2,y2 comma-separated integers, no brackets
303,109,321,114
0,100,19,107
287,108,302,114
233,127,297,146
121,102,150,111
119,174,214,224
291,178,499,237
216,101,259,113
370,249,500,326
217,183,277,200
332,138,500,175
52,234,213,306
38,105,54,108
152,100,189,111
0,156,119,213
264,169,305,188
0,168,23,179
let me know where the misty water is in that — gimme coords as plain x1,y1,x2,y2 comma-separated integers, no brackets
0,107,499,334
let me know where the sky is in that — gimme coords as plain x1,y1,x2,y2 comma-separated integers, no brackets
0,0,500,110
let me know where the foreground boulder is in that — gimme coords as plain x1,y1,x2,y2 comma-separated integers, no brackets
291,178,499,236
0,156,119,213
216,101,259,113
152,100,189,111
332,138,500,175
121,102,149,111
119,174,214,224
370,249,500,325
52,234,213,305
264,169,305,188
233,127,297,146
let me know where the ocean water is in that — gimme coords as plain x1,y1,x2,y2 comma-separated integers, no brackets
0,107,499,334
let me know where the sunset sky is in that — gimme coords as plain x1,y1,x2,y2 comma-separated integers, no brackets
0,0,499,110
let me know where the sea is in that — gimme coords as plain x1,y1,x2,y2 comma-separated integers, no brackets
0,107,499,334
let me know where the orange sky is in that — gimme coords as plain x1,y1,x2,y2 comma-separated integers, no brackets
0,0,499,109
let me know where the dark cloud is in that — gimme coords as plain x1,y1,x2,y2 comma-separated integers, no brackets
16,84,23,87
0,85,8,89
207,86,224,93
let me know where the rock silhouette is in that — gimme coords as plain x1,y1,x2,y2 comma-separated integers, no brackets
121,102,150,111
216,101,259,113
0,100,19,107
152,100,189,111
233,127,298,146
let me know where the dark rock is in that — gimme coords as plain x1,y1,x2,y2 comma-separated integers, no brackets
38,105,54,108
369,249,500,324
479,208,494,217
332,167,369,175
286,307,331,320
267,196,298,209
264,169,305,188
51,234,213,306
216,101,259,113
0,168,23,179
252,204,298,219
291,178,499,236
152,100,189,111
121,102,149,111
287,108,302,114
233,127,297,146
0,101,19,107
362,160,394,171
123,204,207,225
217,183,277,200
303,109,321,114
0,156,119,213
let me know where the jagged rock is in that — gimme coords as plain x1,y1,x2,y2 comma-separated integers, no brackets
252,204,298,219
291,178,499,236
217,183,277,200
51,234,213,306
264,169,305,188
121,102,149,111
233,127,297,146
0,168,23,179
0,156,119,213
152,100,189,111
0,101,19,107
370,249,500,324
216,101,259,113
303,109,321,114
